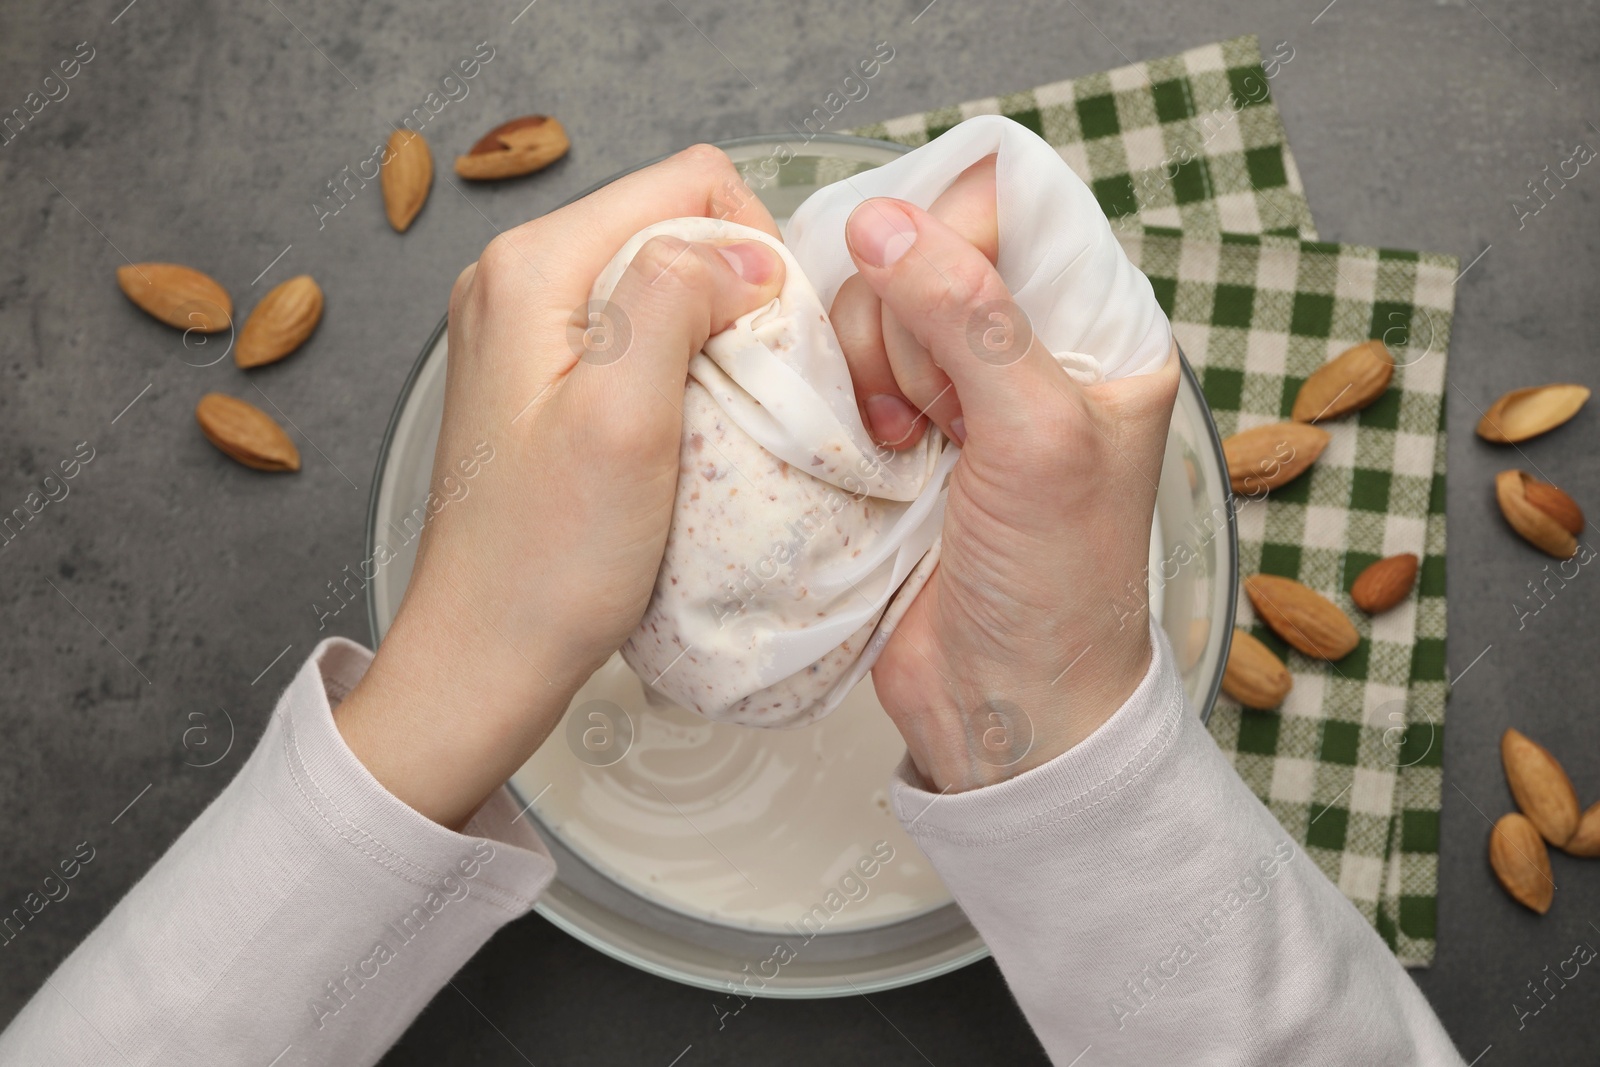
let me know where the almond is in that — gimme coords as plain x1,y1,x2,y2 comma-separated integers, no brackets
1221,629,1292,709
1490,812,1553,914
236,275,323,368
381,130,433,233
455,115,570,180
1562,802,1600,858
1350,553,1419,614
1291,340,1394,422
1477,383,1590,443
1243,574,1359,661
1497,470,1578,559
1522,478,1585,536
116,263,232,332
1502,728,1580,846
195,394,300,472
1222,422,1330,495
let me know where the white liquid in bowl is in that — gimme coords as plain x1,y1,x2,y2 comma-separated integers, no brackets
512,520,1165,934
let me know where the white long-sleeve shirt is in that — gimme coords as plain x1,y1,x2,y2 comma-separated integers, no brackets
0,631,1463,1065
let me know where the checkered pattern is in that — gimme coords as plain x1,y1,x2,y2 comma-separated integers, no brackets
1118,230,1455,966
1385,427,1448,965
850,35,1317,241
847,36,1453,966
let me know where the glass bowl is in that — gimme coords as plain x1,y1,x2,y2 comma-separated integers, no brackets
365,133,1237,997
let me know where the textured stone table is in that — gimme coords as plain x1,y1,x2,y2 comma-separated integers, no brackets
1,0,1596,1063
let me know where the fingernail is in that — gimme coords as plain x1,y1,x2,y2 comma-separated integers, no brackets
866,393,917,444
949,416,966,445
847,200,918,268
716,241,777,285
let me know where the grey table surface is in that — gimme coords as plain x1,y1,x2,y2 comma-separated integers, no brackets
2,0,1597,1063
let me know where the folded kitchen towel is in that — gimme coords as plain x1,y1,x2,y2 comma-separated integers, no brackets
836,34,1453,966
1119,228,1454,969
850,34,1316,241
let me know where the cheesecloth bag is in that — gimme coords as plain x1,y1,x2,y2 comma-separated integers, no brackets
593,115,1172,728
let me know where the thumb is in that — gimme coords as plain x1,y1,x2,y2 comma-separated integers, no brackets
564,235,785,414
844,197,1071,443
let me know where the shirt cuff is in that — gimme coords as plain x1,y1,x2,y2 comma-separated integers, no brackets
282,636,557,913
889,618,1187,846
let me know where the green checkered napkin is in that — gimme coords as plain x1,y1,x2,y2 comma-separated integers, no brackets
852,34,1317,241
1120,229,1455,967
851,36,1454,966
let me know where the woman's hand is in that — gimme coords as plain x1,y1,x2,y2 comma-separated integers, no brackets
835,166,1180,793
335,146,786,829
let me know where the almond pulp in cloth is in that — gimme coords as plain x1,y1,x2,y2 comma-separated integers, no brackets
592,116,1174,727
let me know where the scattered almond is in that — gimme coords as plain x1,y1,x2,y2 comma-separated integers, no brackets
1222,422,1330,494
1490,812,1554,914
116,263,232,332
236,275,323,368
1502,728,1580,846
1291,340,1394,422
1243,574,1359,661
1477,383,1590,443
195,393,300,472
1563,802,1600,858
381,130,433,233
1522,478,1585,536
1221,629,1292,709
1350,553,1419,614
1497,470,1578,559
455,115,570,180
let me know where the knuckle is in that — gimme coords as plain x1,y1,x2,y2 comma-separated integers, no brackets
710,174,757,221
626,235,707,291
831,284,887,363
837,319,888,371
677,142,735,175
927,256,993,320
904,369,956,413
474,231,550,302
477,234,523,277
448,263,477,318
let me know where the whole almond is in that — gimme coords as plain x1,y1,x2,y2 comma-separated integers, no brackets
1497,470,1578,559
116,263,232,332
1221,629,1293,709
1350,553,1419,614
1291,340,1394,422
1222,422,1331,495
466,115,551,154
1522,478,1585,536
1562,802,1600,858
381,130,433,233
236,275,323,368
1243,574,1360,661
1502,728,1580,846
195,394,300,472
1490,812,1553,914
1477,383,1590,443
455,115,570,180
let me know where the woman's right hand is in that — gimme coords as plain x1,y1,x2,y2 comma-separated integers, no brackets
831,166,1181,793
